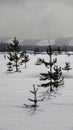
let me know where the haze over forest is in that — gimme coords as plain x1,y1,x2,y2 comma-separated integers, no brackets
0,37,73,47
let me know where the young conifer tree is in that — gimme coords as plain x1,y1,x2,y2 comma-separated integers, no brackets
20,51,30,68
35,58,42,65
38,45,56,92
52,66,64,88
34,47,39,55
28,85,38,107
38,45,64,93
7,61,13,72
24,84,45,107
7,37,21,72
62,62,72,71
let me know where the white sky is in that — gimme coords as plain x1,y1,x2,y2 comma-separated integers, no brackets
0,0,73,39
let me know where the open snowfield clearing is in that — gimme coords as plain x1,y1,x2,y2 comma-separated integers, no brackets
0,53,73,130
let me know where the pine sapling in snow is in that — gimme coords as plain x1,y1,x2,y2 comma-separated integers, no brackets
38,45,64,93
7,37,22,72
52,66,64,89
24,84,45,107
33,47,39,55
20,51,30,68
62,62,72,71
35,58,42,65
38,45,57,92
7,61,13,72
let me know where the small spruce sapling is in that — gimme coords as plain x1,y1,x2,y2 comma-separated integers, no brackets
56,46,62,54
7,52,14,72
52,66,64,89
35,58,42,65
62,62,72,71
34,47,39,55
20,51,30,68
38,45,64,93
7,62,13,72
38,45,57,92
4,54,6,60
24,84,45,107
7,37,22,72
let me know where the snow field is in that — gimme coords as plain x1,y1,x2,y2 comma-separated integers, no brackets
0,53,73,130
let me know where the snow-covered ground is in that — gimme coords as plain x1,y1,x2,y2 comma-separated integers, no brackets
0,52,73,130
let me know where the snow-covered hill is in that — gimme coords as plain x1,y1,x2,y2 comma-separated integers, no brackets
0,53,73,130
21,37,73,46
1,37,73,46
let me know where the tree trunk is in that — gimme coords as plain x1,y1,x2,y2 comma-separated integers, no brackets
49,54,53,92
25,62,26,68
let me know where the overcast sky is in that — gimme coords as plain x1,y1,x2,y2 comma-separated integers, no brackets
0,0,73,39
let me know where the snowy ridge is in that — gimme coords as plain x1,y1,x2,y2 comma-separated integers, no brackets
1,37,73,46
36,39,56,46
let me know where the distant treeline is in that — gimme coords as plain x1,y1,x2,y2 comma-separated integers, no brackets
0,42,73,52
0,42,9,51
21,45,73,52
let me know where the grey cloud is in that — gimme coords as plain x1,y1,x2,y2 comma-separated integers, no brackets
0,0,73,38
42,0,73,5
0,0,73,6
0,0,26,4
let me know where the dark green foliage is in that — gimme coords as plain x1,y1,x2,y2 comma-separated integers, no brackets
39,66,64,89
7,52,14,61
7,37,22,72
56,46,62,54
28,85,38,107
20,51,30,68
24,84,45,107
39,45,56,92
7,62,13,72
52,66,64,88
34,47,39,55
53,66,62,80
46,45,54,55
39,46,57,69
62,62,72,71
8,37,20,52
40,71,53,81
38,45,64,92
